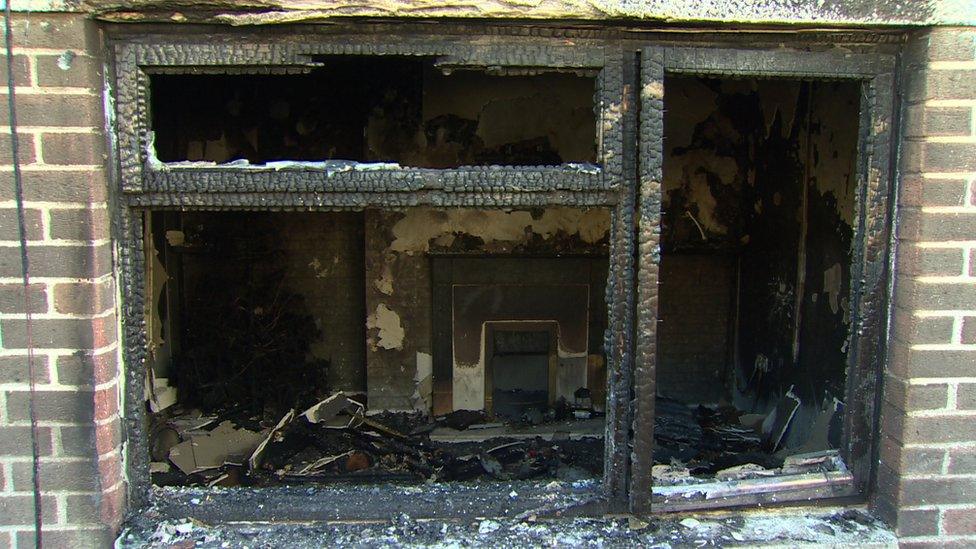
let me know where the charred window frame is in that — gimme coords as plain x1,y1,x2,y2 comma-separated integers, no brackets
110,36,634,510
630,47,897,513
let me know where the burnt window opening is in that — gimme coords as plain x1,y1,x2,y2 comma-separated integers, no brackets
149,56,598,168
144,207,611,488
652,77,861,492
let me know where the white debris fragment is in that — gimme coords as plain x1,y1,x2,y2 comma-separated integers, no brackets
478,520,501,534
680,517,702,529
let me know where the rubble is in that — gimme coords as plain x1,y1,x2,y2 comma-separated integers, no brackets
168,421,267,475
117,505,897,548
153,387,840,491
153,392,606,488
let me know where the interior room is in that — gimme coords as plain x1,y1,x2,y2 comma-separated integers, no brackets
651,76,861,487
143,207,611,487
141,60,862,496
149,56,597,168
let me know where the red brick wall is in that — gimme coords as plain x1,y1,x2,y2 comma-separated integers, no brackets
876,27,976,547
0,13,120,547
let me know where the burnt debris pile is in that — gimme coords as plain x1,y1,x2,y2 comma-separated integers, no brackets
150,392,605,488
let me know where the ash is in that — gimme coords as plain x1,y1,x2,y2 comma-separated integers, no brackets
118,506,895,548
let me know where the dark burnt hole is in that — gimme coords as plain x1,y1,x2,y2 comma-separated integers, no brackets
655,76,862,480
149,56,597,167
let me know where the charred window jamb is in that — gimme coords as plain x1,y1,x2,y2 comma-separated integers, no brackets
630,46,896,514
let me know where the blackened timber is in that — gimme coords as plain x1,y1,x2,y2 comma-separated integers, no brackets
602,49,633,511
630,47,664,515
843,71,896,494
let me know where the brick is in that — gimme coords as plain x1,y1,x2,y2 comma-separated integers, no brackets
904,105,973,138
898,245,966,278
0,494,58,526
56,352,117,386
5,13,97,50
94,385,118,421
4,389,94,423
48,208,110,241
899,176,970,208
0,169,108,203
892,311,955,344
884,376,948,411
99,481,126,528
873,462,902,508
890,344,976,378
0,207,43,241
898,209,976,242
944,508,976,535
906,69,976,103
59,425,97,457
896,508,941,537
53,280,115,315
1,316,116,349
963,317,976,344
878,434,944,475
900,477,976,505
98,451,122,487
0,132,36,165
926,29,976,62
35,54,100,89
13,459,98,492
40,132,105,165
0,425,53,457
94,417,121,455
895,276,976,310
901,540,976,549
0,54,30,87
959,384,976,410
0,282,47,314
63,493,101,524
948,448,976,473
879,401,907,446
972,249,976,277
16,527,114,549
0,355,49,384
0,244,112,278
0,94,102,128
902,414,976,444
903,141,976,173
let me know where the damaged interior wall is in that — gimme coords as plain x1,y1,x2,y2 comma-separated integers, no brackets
150,58,596,167
146,211,366,413
659,77,859,451
146,207,610,417
364,207,610,414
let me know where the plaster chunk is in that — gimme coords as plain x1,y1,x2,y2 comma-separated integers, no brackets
367,303,405,350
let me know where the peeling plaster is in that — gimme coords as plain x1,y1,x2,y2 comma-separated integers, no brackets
374,260,394,296
413,351,433,413
389,207,610,254
367,303,405,351
823,262,843,316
